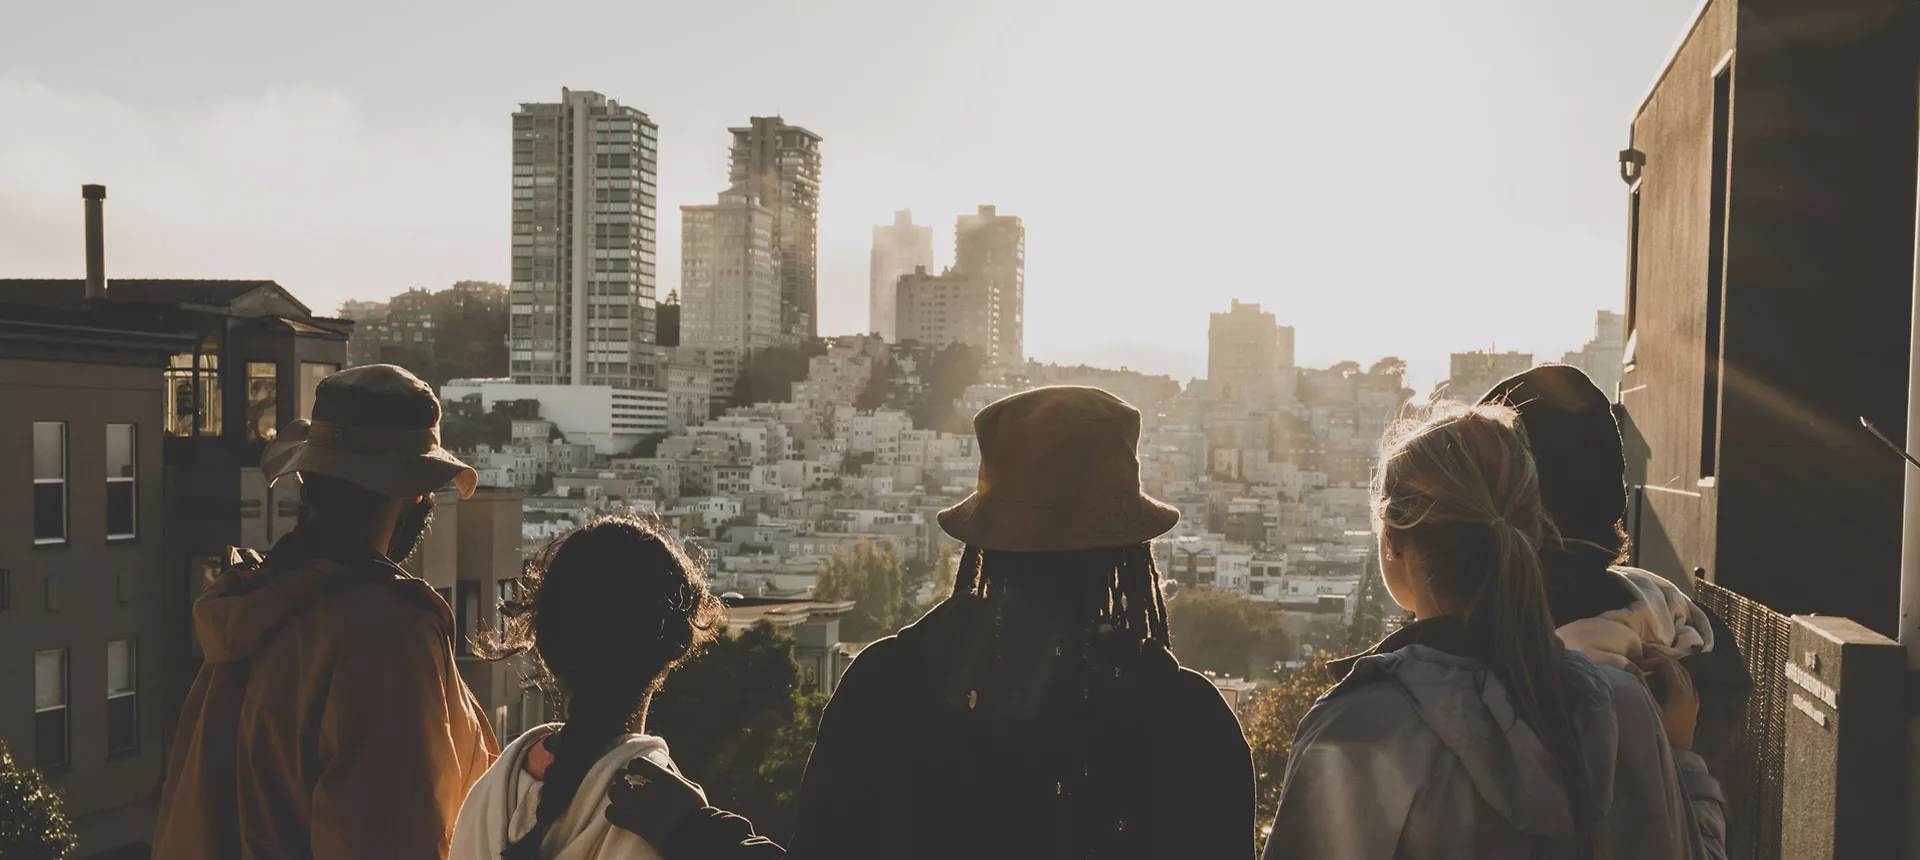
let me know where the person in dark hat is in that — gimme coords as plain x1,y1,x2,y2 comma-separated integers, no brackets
789,386,1255,860
154,364,499,859
1481,363,1744,856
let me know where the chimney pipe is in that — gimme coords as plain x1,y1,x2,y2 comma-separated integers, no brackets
82,184,106,300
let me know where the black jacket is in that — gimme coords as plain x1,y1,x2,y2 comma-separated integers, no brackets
790,597,1256,859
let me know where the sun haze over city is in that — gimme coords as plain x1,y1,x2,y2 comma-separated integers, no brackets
0,0,1696,391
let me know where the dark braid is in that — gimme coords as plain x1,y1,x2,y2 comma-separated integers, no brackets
502,693,642,859
475,513,725,859
948,543,1169,648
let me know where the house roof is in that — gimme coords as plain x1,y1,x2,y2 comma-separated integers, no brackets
0,278,313,317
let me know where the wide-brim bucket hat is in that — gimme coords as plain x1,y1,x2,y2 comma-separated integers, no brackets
938,385,1179,552
260,364,477,500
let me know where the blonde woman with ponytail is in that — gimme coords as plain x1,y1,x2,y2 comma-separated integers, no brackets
1263,404,1694,859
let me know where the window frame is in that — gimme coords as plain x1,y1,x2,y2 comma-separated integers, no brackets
32,421,68,546
105,423,138,541
34,647,69,768
106,638,139,756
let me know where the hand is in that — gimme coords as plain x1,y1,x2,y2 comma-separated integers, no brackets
1633,651,1698,753
604,756,708,845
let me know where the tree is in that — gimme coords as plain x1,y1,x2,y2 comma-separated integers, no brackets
648,622,826,847
1346,564,1395,649
731,341,829,407
854,359,895,411
907,343,984,433
626,432,668,458
816,541,914,642
0,739,77,860
1165,588,1293,680
1243,653,1337,854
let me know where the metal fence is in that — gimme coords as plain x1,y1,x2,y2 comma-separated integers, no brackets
1693,578,1793,860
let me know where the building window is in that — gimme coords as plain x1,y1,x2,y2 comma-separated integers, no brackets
298,363,339,420
246,362,279,442
165,349,222,437
1701,61,1732,482
106,424,136,540
35,648,68,767
107,639,138,755
33,422,67,545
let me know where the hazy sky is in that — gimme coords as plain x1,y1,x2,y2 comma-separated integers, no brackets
0,0,1697,392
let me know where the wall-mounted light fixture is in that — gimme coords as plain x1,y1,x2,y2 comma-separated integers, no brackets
1619,147,1646,186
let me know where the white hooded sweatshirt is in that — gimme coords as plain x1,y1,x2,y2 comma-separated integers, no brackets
452,724,675,860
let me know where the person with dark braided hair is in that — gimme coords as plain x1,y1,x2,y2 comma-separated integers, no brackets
452,513,785,859
791,387,1256,859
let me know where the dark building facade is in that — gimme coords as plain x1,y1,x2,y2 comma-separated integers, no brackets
1616,0,1917,632
0,303,192,855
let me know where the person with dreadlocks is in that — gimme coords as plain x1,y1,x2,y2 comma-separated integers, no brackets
452,514,785,859
1264,403,1693,859
790,386,1256,859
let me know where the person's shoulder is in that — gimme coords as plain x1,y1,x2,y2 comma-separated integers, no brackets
304,561,452,643
1305,668,1425,741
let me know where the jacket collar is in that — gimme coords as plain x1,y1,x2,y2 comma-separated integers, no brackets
1328,614,1485,682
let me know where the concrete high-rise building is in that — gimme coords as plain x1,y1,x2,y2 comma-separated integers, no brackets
1440,350,1534,402
869,210,933,341
896,266,992,352
510,89,660,390
1560,310,1626,398
1207,299,1295,405
681,186,780,354
728,116,822,340
953,205,1025,368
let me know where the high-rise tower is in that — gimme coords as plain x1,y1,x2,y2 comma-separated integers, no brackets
869,210,933,342
954,205,1025,368
728,117,821,341
510,88,660,389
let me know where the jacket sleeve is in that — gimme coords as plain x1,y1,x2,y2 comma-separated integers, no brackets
310,605,473,860
1594,668,1695,860
1263,686,1420,860
1164,670,1257,859
1674,750,1729,860
787,639,910,860
662,807,787,858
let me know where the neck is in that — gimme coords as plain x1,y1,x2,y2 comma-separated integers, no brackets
626,695,652,735
299,510,397,561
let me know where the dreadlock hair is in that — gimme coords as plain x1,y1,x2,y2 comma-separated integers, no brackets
1375,402,1593,854
475,513,725,860
949,543,1170,649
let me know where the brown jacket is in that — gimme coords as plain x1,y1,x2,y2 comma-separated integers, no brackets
154,541,499,859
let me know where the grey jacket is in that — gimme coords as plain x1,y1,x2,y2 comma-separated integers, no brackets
1265,643,1722,859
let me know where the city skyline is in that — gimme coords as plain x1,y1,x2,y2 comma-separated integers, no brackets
0,1,1696,393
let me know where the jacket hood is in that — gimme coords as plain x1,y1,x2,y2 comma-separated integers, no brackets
1338,644,1620,840
453,724,675,860
191,548,411,663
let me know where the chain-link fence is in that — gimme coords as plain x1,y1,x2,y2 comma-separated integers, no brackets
1693,578,1792,860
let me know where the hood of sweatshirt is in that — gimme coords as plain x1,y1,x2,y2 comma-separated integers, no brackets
191,538,416,664
1336,642,1621,841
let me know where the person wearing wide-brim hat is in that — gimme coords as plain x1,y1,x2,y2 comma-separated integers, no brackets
791,386,1255,860
155,364,499,860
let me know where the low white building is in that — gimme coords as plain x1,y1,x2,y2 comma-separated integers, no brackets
443,378,668,455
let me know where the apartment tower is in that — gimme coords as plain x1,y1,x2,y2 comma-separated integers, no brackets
1206,299,1295,405
510,89,660,390
869,209,933,341
728,116,822,341
954,205,1025,368
681,186,781,354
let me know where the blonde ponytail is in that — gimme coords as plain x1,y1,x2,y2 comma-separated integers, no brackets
1375,403,1592,853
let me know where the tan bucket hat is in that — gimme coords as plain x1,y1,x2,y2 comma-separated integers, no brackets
938,386,1180,552
260,364,477,500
